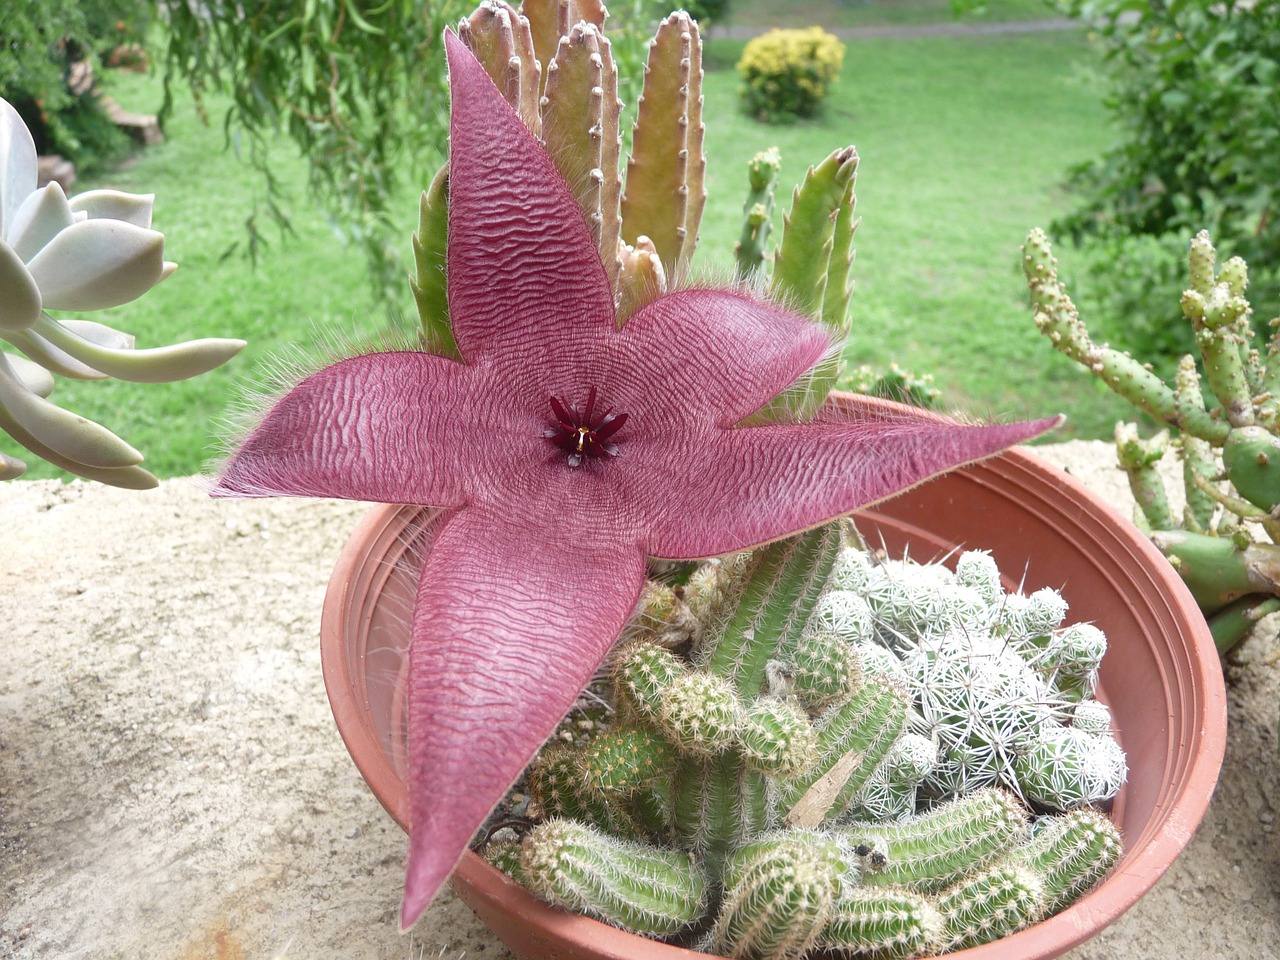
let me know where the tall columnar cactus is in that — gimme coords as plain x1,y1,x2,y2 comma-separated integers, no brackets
497,521,1124,958
418,1,708,331
1025,228,1280,651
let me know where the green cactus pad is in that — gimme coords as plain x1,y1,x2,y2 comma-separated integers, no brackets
519,819,708,937
1012,724,1127,809
527,743,641,838
1222,425,1280,512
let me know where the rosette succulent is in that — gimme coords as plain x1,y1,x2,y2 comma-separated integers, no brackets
0,96,244,486
213,18,1059,930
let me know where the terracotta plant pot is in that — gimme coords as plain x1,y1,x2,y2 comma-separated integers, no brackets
320,434,1227,960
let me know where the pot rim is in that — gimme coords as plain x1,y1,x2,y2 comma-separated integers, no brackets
321,437,1227,960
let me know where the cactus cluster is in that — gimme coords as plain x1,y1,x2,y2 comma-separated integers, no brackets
415,0,709,337
483,522,1125,958
1025,228,1280,652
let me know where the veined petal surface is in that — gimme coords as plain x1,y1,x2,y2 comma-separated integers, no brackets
442,31,614,363
400,505,648,927
639,401,1062,559
213,351,478,506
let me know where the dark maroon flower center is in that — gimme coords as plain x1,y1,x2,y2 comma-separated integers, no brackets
544,386,628,467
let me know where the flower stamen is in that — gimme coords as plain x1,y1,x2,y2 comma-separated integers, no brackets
545,386,628,467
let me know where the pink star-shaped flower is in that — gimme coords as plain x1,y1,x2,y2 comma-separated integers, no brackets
213,32,1058,928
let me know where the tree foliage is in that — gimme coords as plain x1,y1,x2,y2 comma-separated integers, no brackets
1055,0,1280,272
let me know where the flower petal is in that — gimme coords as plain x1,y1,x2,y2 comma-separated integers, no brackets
8,181,76,261
0,240,41,331
442,31,614,361
639,395,1063,558
25,219,167,311
212,351,474,505
400,505,647,928
67,189,156,228
622,287,835,426
0,97,37,241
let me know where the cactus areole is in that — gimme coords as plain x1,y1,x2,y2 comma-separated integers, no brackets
211,32,1059,929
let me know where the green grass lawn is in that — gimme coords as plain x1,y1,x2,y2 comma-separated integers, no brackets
4,25,1129,482
722,0,1061,30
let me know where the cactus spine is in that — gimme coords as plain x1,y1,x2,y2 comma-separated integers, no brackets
519,819,708,936
494,523,1124,958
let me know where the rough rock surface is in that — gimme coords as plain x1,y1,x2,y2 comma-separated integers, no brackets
2,441,1276,958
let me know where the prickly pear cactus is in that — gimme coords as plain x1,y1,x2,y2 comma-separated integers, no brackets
484,521,1125,959
1025,228,1280,652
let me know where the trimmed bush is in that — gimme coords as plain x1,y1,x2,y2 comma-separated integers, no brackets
737,27,844,122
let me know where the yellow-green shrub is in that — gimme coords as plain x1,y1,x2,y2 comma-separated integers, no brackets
736,27,844,122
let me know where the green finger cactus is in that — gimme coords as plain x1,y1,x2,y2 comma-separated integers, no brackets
1008,809,1124,914
839,788,1028,893
709,830,853,960
935,863,1046,952
519,819,708,937
819,888,943,959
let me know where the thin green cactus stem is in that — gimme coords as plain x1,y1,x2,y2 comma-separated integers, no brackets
734,147,782,281
819,888,943,960
1113,423,1174,531
820,163,859,336
771,147,858,322
519,819,708,937
780,681,910,828
1174,356,1218,531
1208,594,1280,655
777,626,862,709
1007,809,1123,915
709,831,850,960
1022,228,1229,445
619,12,703,283
411,165,458,360
703,525,844,698
935,863,1045,952
839,788,1028,893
